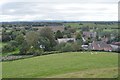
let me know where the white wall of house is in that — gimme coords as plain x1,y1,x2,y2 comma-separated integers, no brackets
110,44,119,51
57,38,76,44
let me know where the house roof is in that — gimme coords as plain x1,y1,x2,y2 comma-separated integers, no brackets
83,32,96,37
90,41,112,51
111,42,120,46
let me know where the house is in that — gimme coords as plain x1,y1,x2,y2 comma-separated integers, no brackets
82,45,89,50
110,42,120,52
83,32,96,38
89,41,112,51
57,38,76,44
101,36,109,42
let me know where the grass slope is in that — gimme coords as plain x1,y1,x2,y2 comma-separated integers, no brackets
2,52,118,78
47,67,118,78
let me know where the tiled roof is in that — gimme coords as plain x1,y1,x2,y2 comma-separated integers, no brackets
91,41,112,51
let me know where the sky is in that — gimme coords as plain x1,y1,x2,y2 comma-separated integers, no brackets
0,0,119,22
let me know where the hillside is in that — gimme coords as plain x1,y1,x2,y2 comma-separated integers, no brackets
2,52,118,78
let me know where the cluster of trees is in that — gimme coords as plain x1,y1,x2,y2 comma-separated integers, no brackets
2,24,84,56
2,22,119,56
2,27,56,55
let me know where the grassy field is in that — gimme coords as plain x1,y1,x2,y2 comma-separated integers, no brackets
63,22,118,28
2,52,118,78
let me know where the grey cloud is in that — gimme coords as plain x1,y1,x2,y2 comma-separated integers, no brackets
0,1,118,21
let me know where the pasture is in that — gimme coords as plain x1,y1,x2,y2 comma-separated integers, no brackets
2,51,118,78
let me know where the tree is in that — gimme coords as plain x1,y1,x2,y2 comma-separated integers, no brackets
19,41,29,55
15,34,25,45
61,43,74,52
55,30,63,39
81,26,89,31
24,31,45,55
38,37,51,51
76,32,82,40
75,32,83,47
40,27,56,49
9,40,18,47
55,42,66,51
2,34,11,42
68,28,76,33
63,30,72,38
25,31,39,48
67,34,72,38
72,42,81,51
2,43,16,53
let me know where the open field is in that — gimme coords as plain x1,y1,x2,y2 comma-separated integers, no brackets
2,52,118,78
63,22,118,28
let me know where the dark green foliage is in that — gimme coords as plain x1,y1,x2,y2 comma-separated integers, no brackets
61,43,74,52
2,43,15,53
72,42,81,51
67,34,72,38
26,31,39,47
15,34,25,45
76,32,82,40
81,26,90,31
38,37,51,51
40,27,56,48
9,40,18,47
2,33,11,42
27,47,43,56
55,30,63,39
34,49,43,56
68,28,76,33
19,41,29,55
56,42,81,52
55,43,66,51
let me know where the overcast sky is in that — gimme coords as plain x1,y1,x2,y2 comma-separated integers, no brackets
0,0,119,22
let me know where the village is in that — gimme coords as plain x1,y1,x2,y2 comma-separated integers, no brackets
0,0,119,78
0,21,119,78
1,22,119,58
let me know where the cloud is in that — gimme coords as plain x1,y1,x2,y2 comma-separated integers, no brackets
0,1,118,21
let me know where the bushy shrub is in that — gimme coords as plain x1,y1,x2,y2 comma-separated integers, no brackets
33,49,44,56
55,42,81,52
9,40,18,47
72,42,81,51
55,43,66,51
19,41,29,55
61,43,74,52
2,44,15,53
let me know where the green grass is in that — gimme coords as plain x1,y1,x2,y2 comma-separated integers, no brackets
0,42,7,48
2,52,118,78
1,48,19,56
47,67,118,78
0,42,19,56
64,23,118,29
